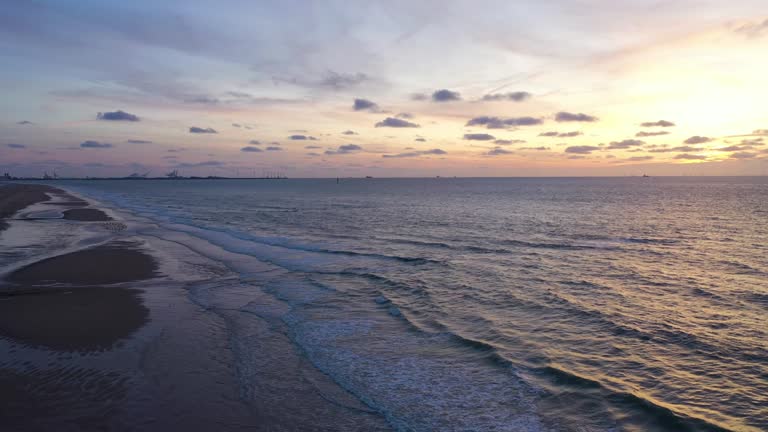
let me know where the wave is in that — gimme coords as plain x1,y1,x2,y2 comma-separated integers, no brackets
242,274,550,431
501,238,622,251
530,289,764,365
362,315,734,432
358,287,751,431
189,226,443,268
534,366,731,432
622,237,681,246
370,236,455,250
72,189,443,268
302,247,441,265
327,232,610,256
61,183,634,261
690,287,725,301
569,233,681,246
382,236,624,255
745,292,768,308
716,259,765,276
175,225,442,267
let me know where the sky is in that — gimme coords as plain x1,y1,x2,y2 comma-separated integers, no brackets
1,0,768,178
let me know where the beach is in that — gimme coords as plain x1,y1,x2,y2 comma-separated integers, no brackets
0,185,149,429
0,183,391,431
1,178,765,432
0,185,59,232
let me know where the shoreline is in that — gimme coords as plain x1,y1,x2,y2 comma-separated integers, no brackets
0,184,109,229
0,184,58,232
0,183,393,431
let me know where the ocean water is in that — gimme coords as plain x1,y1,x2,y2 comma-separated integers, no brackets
23,177,768,431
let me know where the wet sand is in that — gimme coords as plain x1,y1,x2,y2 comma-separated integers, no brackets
7,241,155,285
0,239,161,430
62,207,112,221
0,186,162,429
0,184,393,431
41,200,90,207
0,366,131,431
0,184,58,232
0,286,148,352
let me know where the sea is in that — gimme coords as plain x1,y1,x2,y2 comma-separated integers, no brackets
3,177,767,431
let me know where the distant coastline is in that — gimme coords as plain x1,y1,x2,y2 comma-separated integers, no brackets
1,175,289,181
3,174,767,182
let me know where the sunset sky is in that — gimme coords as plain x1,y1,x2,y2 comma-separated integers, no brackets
1,0,768,177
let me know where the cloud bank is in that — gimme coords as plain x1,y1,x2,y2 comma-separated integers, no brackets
382,149,446,158
684,136,712,144
325,144,363,155
555,112,598,122
432,89,461,102
486,147,513,155
636,131,669,137
464,133,496,141
353,98,379,112
494,139,526,145
482,92,531,102
97,110,140,121
607,139,644,149
189,127,217,134
565,145,600,154
80,140,113,148
375,117,420,128
640,120,675,127
674,153,707,160
466,116,542,128
539,131,582,138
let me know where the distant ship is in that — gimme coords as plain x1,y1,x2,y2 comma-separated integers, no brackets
642,174,650,178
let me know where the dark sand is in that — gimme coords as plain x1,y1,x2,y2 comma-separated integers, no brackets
0,185,391,431
7,240,158,285
0,286,148,351
62,207,112,221
0,184,57,231
0,367,130,431
0,240,157,350
2,239,156,349
0,185,169,430
0,235,161,429
47,190,86,202
42,200,90,207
